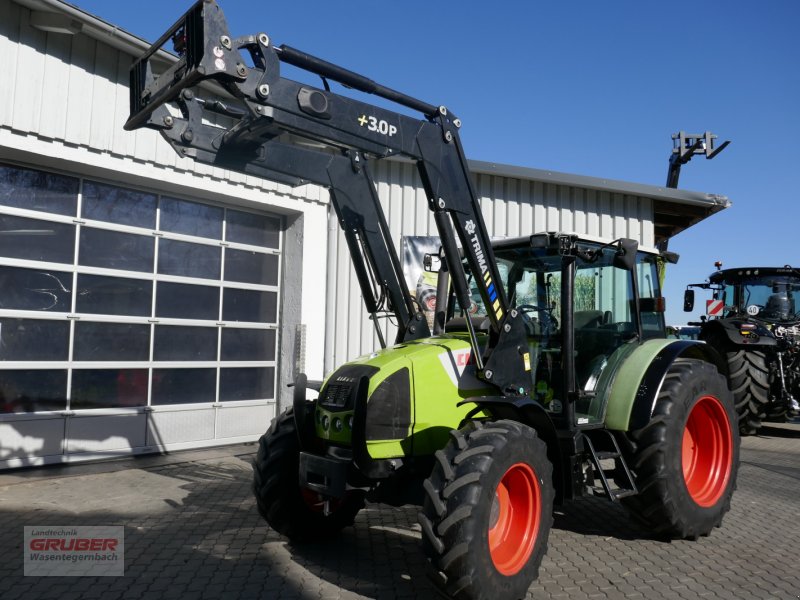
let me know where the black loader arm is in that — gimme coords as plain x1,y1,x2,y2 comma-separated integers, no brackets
124,0,532,396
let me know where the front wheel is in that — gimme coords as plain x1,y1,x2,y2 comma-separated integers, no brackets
621,359,739,539
252,408,364,541
419,420,554,600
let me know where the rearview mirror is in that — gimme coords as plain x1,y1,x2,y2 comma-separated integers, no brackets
613,238,638,271
683,289,695,312
423,253,441,273
660,250,680,265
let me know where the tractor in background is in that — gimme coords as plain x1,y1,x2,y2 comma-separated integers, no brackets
685,263,800,434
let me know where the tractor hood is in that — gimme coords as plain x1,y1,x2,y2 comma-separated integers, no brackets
346,334,487,394
315,334,493,460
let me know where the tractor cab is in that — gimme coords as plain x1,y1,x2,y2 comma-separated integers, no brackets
708,268,800,324
441,233,669,427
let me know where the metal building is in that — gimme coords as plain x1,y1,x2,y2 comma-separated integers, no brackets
0,0,729,469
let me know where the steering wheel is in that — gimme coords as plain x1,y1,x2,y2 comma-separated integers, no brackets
517,304,558,335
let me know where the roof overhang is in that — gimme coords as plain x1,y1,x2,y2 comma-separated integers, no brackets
13,0,174,66
470,160,730,245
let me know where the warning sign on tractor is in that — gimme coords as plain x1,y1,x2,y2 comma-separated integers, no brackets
706,299,724,317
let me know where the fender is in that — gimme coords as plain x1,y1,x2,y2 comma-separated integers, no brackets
701,318,777,350
605,339,727,432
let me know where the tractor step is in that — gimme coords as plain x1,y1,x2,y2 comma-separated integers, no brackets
582,430,638,502
608,488,637,501
593,451,618,461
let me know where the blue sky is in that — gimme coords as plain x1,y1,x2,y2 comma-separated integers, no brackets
69,0,799,325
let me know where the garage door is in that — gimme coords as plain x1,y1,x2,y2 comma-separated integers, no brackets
0,162,281,468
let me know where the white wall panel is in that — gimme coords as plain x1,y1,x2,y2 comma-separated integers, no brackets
147,408,216,447
66,414,147,453
64,34,97,146
0,418,64,461
37,27,71,140
9,5,46,135
216,404,275,439
0,1,21,128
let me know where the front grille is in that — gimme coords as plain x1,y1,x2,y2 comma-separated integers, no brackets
321,383,351,408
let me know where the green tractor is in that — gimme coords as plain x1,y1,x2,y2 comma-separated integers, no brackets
126,3,739,597
685,265,800,434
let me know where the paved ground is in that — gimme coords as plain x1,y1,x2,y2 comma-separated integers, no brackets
0,422,799,600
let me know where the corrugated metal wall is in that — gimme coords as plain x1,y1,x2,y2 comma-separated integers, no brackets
324,159,655,372
0,0,327,206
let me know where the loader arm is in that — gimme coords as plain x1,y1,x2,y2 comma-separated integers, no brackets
124,0,532,395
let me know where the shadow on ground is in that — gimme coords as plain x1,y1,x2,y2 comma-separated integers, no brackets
551,494,659,542
758,424,800,439
0,456,434,600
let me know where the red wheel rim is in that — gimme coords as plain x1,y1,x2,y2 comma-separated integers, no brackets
300,488,344,513
488,463,541,575
682,395,733,507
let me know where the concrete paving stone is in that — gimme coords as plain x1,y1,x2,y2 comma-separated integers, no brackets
3,425,800,600
157,588,187,600
4,586,32,600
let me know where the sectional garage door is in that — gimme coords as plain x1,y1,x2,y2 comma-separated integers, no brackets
0,162,282,467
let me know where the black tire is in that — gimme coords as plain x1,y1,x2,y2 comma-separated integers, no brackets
764,399,789,422
252,408,364,541
419,420,554,600
727,347,771,435
621,359,740,539
703,330,771,435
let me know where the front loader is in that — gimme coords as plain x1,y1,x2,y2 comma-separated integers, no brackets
125,2,740,598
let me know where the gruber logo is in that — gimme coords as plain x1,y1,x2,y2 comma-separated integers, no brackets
30,538,118,551
24,526,124,576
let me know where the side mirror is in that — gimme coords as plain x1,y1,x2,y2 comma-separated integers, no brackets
683,289,695,312
529,233,550,249
613,238,638,270
660,250,680,265
423,253,441,273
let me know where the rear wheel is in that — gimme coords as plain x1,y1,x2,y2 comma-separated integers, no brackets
728,347,771,435
621,359,739,539
704,331,771,435
252,408,364,541
419,420,554,600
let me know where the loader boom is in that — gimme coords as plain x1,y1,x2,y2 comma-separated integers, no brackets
125,0,532,395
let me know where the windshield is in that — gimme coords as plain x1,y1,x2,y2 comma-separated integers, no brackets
724,276,800,322
454,239,662,426
463,243,663,335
